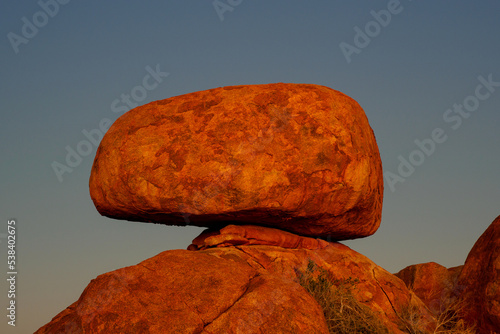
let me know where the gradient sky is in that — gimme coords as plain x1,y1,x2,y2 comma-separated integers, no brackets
1,1,500,332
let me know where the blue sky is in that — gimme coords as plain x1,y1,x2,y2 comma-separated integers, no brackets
1,1,500,332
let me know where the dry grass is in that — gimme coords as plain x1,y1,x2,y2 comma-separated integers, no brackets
432,299,475,334
297,260,476,334
297,260,389,334
398,296,476,334
398,303,429,334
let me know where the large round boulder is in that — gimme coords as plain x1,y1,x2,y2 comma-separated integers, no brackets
89,83,383,239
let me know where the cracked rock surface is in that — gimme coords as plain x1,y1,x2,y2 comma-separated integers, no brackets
35,241,434,333
89,83,383,240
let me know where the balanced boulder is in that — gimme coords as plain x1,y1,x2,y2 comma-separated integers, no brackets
89,83,383,239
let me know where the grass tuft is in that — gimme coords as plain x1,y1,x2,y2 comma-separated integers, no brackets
297,260,389,334
398,294,476,334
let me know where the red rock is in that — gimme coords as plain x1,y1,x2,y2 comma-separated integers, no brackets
456,215,500,333
89,83,383,240
395,262,462,314
188,224,330,250
36,242,435,333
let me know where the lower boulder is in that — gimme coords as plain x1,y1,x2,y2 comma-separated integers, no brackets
36,233,435,333
36,248,328,334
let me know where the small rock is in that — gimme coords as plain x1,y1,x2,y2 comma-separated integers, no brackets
188,224,330,250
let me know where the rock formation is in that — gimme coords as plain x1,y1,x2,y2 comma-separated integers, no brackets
35,234,435,334
89,83,383,240
456,215,500,333
36,82,500,333
188,224,330,251
394,215,500,334
395,262,462,315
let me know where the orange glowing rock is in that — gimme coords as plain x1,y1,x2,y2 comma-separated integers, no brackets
35,242,435,333
188,224,330,250
456,215,500,333
89,83,383,240
395,262,462,315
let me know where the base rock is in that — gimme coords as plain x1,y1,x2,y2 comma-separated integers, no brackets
36,240,434,333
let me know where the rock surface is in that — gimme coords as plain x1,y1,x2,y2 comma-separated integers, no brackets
188,224,330,251
36,242,434,333
456,215,500,333
89,83,383,240
395,262,462,314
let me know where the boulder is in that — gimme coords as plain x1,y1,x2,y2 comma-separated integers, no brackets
89,83,383,240
456,215,500,333
36,242,434,333
395,262,462,314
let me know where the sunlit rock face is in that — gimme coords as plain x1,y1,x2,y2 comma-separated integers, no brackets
395,262,462,315
35,241,435,334
456,215,500,333
89,83,383,240
187,224,331,251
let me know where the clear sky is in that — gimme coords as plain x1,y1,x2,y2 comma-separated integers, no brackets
1,1,499,332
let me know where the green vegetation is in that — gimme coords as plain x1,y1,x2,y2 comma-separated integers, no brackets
297,260,389,334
